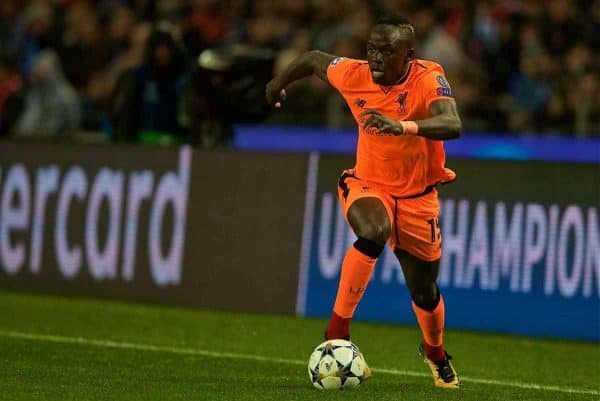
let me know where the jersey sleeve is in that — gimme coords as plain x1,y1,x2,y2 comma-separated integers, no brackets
326,57,362,92
419,67,455,111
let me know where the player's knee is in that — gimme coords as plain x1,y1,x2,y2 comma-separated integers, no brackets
353,236,385,259
347,199,391,246
353,220,391,246
410,284,439,311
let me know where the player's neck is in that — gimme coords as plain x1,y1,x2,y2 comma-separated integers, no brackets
393,63,412,85
380,63,412,89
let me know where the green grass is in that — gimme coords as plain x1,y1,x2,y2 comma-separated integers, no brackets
0,291,598,401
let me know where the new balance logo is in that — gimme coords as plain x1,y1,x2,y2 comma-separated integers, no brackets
354,98,367,108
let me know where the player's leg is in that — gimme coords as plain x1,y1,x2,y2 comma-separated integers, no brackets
326,197,390,339
394,249,459,388
394,249,444,356
392,191,459,388
326,173,392,340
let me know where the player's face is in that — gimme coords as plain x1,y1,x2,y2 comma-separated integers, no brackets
367,25,414,85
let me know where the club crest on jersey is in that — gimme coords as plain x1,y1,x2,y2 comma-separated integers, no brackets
354,98,367,107
330,57,346,66
397,91,408,114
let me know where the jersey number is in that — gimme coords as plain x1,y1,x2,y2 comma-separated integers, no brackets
427,218,441,243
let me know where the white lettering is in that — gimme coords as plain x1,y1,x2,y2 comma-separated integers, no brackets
439,199,469,287
583,208,599,298
149,147,191,286
522,204,547,292
557,206,585,298
55,167,87,279
544,205,560,295
0,165,30,274
85,169,124,280
490,202,523,291
317,193,346,279
464,201,490,289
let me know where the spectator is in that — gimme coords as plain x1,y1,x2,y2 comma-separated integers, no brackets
541,0,581,56
509,55,551,132
114,22,153,73
77,6,141,132
19,1,59,77
0,54,24,136
13,50,80,136
421,24,465,74
584,0,600,51
183,0,232,59
571,72,600,137
0,0,26,61
59,3,112,90
564,43,593,81
107,5,138,59
112,27,189,144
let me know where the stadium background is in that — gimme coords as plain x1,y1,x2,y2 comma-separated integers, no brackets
0,0,599,400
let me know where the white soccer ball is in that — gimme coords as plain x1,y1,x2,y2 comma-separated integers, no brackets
307,339,368,390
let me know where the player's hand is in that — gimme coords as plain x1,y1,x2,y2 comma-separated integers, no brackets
266,79,287,109
361,109,403,135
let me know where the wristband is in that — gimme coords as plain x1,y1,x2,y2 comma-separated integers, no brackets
400,121,419,136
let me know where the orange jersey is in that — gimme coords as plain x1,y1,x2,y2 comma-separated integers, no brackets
327,57,457,197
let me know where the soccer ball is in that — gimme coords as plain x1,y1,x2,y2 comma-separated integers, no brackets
307,339,368,390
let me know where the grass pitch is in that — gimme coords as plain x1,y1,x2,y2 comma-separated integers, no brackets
1,291,598,401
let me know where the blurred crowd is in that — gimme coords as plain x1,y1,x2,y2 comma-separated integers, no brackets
0,0,598,146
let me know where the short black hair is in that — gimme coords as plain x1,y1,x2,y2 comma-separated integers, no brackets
373,15,415,41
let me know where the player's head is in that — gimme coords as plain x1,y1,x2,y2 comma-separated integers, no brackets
367,15,415,85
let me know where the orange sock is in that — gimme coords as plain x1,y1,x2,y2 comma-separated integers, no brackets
412,295,445,361
326,245,377,339
333,245,377,318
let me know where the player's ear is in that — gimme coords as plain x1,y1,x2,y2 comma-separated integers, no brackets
407,48,415,60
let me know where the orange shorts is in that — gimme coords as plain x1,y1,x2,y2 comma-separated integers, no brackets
337,169,442,261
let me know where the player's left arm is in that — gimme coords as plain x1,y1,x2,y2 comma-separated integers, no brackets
414,98,462,140
361,99,461,140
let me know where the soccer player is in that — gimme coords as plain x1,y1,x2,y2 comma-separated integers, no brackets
266,15,461,389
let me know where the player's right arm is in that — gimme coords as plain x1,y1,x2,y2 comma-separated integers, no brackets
266,50,336,108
